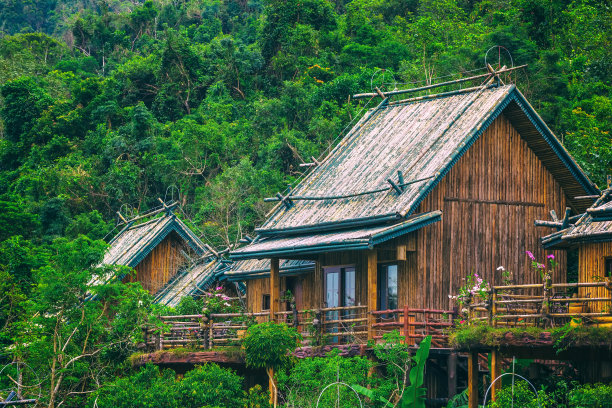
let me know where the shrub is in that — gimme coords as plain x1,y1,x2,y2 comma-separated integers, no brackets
568,383,612,408
275,350,373,408
242,322,301,371
488,381,553,408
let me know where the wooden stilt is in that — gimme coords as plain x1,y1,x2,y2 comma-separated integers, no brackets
367,249,378,340
448,352,457,399
270,258,280,322
468,351,479,408
491,349,502,402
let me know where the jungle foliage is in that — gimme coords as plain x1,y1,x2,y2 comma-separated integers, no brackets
0,0,609,407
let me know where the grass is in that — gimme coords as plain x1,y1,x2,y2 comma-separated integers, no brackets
449,323,612,353
128,346,245,366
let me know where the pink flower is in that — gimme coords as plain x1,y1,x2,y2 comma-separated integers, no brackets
537,263,545,269
460,320,466,324
216,286,223,291
547,254,555,259
526,251,535,260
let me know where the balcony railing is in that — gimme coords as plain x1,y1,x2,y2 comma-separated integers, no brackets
372,307,456,348
466,281,612,327
143,305,442,351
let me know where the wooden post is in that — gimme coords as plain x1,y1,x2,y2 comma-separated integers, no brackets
491,349,502,402
208,316,214,349
367,249,378,340
468,351,479,408
448,352,457,400
491,291,498,327
403,305,409,344
270,258,280,322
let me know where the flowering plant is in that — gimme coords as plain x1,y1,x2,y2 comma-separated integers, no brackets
526,250,556,281
449,271,490,309
202,286,242,315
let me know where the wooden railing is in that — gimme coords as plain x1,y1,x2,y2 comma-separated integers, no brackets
372,307,456,348
466,281,612,327
143,312,270,351
275,305,369,346
143,305,454,351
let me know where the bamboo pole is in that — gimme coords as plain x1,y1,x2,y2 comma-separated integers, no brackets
352,65,527,99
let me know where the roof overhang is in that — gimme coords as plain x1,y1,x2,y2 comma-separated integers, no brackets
230,211,441,260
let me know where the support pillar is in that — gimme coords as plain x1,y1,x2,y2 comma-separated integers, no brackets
367,249,377,340
447,352,457,399
468,351,479,408
270,258,280,322
491,349,502,402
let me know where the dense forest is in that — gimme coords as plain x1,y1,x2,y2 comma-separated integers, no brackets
0,0,610,406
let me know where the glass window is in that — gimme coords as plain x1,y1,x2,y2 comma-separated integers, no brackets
344,268,356,307
379,264,399,311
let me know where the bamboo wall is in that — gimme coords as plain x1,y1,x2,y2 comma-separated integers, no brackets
578,242,612,312
415,114,568,310
123,232,189,293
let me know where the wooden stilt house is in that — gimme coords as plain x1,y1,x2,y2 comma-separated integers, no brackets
228,78,598,344
100,203,220,304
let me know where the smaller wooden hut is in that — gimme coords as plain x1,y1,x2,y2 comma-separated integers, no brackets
100,204,216,297
540,189,612,311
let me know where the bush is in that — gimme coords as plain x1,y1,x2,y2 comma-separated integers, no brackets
488,381,552,408
275,350,373,408
568,383,612,408
89,363,257,408
242,322,301,370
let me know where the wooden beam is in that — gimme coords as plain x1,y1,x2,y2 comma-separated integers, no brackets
397,245,407,261
367,249,378,340
491,350,502,402
468,351,479,408
270,258,280,321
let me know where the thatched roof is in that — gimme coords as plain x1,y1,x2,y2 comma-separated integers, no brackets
154,257,226,307
542,190,612,248
224,258,315,281
102,212,213,268
231,84,596,261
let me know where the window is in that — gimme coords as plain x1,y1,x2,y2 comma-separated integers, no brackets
262,294,270,311
324,266,356,308
378,264,398,311
606,258,612,278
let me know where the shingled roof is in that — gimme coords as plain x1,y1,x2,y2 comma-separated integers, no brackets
542,190,612,249
231,84,597,260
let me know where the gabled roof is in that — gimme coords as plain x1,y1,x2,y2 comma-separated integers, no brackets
102,212,213,268
154,257,226,307
542,190,612,249
224,258,315,281
256,85,596,237
231,211,441,259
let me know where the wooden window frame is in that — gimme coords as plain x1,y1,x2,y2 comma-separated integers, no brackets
262,294,270,311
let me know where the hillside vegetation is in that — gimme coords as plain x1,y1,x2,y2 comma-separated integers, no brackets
0,0,609,406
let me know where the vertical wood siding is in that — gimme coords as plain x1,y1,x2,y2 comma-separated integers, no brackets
124,232,189,293
578,243,612,312
415,114,568,310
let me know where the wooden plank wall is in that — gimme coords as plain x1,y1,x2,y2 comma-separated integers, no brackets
124,232,189,293
416,114,568,310
578,243,612,312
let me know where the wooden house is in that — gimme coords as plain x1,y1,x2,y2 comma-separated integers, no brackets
540,189,612,311
101,204,220,304
228,80,598,341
